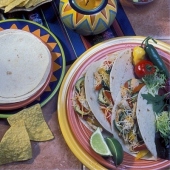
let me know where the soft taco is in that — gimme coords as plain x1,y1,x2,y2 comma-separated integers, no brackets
72,50,128,132
72,74,101,132
85,49,132,133
136,85,157,159
111,79,157,160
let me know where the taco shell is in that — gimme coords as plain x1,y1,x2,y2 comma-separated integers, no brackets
111,85,157,160
136,86,157,159
85,50,127,133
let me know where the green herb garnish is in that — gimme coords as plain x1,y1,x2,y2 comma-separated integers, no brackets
156,111,170,146
141,93,166,114
142,68,166,96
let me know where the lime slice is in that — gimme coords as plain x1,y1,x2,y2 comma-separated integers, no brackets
105,137,124,166
90,128,112,156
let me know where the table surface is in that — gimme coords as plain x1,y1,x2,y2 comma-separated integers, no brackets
0,0,170,170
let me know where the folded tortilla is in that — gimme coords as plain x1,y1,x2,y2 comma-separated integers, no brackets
110,49,134,101
85,50,126,133
0,29,51,103
111,85,157,160
136,86,157,159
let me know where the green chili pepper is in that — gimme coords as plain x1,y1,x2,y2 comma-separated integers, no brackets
142,37,169,78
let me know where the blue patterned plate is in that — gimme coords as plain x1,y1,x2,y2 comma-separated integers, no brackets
0,19,66,118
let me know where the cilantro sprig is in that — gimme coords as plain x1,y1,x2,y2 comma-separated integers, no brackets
141,93,169,114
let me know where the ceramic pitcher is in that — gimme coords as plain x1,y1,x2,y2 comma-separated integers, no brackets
59,0,117,36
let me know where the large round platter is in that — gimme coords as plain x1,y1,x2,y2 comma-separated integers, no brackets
58,36,170,170
0,19,65,118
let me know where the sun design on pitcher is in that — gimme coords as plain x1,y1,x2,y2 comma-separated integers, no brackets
0,24,61,100
60,0,117,32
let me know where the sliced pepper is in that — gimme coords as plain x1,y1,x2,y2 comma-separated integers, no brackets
103,90,114,105
128,131,135,142
132,83,145,94
100,106,112,125
132,46,146,65
135,149,149,160
76,99,90,114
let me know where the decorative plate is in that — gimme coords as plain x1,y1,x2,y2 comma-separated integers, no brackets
58,36,170,170
0,0,52,13
0,19,66,118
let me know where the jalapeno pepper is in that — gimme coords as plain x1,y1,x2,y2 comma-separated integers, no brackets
142,37,169,78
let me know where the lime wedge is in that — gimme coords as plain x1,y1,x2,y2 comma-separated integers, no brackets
105,137,124,166
90,128,112,156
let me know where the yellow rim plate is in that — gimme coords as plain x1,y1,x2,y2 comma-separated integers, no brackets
58,36,170,169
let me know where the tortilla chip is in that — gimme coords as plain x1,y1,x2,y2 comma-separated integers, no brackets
0,0,15,8
4,0,27,12
25,0,35,8
17,0,30,7
7,104,54,141
33,0,45,6
0,121,32,165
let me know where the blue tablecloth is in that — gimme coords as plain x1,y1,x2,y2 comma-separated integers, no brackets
0,0,135,64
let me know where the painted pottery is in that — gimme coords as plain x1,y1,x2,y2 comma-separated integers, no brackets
59,0,117,36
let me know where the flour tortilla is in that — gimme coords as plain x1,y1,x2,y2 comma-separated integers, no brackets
110,49,134,101
0,29,51,103
136,86,157,159
85,51,123,133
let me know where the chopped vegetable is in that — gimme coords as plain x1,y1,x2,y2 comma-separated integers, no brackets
134,60,155,78
156,111,170,146
135,149,149,160
132,46,146,65
114,79,146,154
142,67,166,96
75,77,85,93
98,68,110,88
141,36,169,78
93,60,114,125
74,76,91,115
100,106,112,124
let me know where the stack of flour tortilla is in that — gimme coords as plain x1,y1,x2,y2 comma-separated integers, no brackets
0,29,52,104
